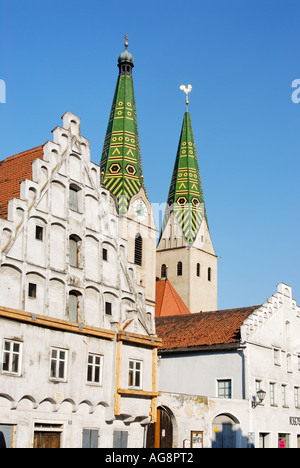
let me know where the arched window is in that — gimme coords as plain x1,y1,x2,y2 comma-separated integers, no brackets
196,263,200,277
69,291,81,323
177,261,182,276
161,264,167,278
134,234,142,266
69,235,81,267
208,267,212,282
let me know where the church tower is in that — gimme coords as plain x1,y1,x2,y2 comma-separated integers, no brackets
100,37,157,309
156,86,218,313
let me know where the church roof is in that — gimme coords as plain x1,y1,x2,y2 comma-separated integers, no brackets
100,42,145,214
156,305,260,351
160,111,207,244
155,279,191,317
0,145,44,219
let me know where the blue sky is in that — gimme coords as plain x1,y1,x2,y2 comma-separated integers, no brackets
0,0,299,310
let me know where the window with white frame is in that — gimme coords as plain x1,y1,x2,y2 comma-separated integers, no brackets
256,379,262,394
128,359,143,389
50,348,68,381
281,384,288,407
2,340,22,375
87,353,103,385
217,379,232,399
270,382,276,406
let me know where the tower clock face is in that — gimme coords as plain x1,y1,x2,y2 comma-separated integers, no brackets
133,199,148,221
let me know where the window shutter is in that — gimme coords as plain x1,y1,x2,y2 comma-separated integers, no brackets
82,429,99,448
113,430,128,448
134,234,142,266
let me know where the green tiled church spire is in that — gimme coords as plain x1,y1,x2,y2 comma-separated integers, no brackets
160,87,207,244
100,36,145,214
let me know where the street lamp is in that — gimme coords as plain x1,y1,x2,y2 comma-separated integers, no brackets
252,389,266,408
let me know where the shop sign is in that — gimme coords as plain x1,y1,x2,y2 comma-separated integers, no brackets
289,417,300,426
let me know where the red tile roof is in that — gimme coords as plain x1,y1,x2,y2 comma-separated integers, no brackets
155,279,191,317
155,306,259,351
0,146,44,219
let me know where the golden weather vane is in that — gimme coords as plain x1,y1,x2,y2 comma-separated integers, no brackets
180,84,192,110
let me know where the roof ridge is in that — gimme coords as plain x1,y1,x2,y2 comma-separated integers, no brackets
0,145,44,165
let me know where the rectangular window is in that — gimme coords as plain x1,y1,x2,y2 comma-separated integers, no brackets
50,348,67,381
278,433,290,449
69,292,79,323
102,248,108,261
2,340,22,375
282,384,288,407
35,226,43,241
69,185,79,212
28,283,37,298
105,302,112,316
270,382,276,406
274,348,281,366
128,359,143,389
87,353,103,385
255,380,262,393
217,379,232,399
259,433,270,449
294,387,300,408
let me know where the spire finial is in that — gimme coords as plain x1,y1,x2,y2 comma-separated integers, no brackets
124,34,129,49
180,84,192,111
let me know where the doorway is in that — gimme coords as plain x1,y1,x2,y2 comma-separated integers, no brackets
212,414,240,448
146,407,173,448
34,431,61,448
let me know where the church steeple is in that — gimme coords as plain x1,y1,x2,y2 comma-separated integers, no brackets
100,37,157,309
100,36,145,214
157,86,218,313
160,107,207,245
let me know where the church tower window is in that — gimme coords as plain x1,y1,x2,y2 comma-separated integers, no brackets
177,262,182,276
161,264,167,278
208,267,212,282
197,263,201,277
134,234,143,266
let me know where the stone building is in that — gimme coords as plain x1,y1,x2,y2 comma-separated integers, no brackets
0,41,161,448
151,283,300,449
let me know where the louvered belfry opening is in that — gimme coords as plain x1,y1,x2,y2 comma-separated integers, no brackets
134,234,142,266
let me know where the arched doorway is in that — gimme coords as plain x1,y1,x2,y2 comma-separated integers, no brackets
146,407,173,448
212,413,240,448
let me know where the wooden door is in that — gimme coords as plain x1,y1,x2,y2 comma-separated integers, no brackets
146,408,173,448
34,431,61,449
